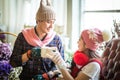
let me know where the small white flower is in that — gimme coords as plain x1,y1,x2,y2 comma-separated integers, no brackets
87,30,99,46
87,30,97,40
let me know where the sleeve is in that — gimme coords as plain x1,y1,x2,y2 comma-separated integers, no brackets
56,35,64,60
10,33,26,67
81,62,101,79
47,35,64,79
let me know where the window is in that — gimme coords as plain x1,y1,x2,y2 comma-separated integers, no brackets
24,0,39,26
80,0,120,55
82,0,120,31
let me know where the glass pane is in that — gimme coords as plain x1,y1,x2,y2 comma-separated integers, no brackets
85,0,120,10
83,13,120,31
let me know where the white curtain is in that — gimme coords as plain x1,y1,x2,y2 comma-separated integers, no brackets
3,0,25,34
2,0,39,46
2,0,25,46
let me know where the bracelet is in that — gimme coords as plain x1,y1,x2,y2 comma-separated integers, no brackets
27,50,32,59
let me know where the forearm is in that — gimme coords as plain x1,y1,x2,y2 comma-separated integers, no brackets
10,33,28,66
59,68,74,80
10,52,29,67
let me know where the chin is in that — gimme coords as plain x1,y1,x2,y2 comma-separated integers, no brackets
78,49,82,51
48,29,53,32
46,30,50,33
46,29,49,32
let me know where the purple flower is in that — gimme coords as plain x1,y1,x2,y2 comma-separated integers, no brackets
0,60,12,76
0,43,12,61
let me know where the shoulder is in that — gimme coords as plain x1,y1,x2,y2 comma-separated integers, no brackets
54,33,61,38
81,62,101,78
53,33,62,40
18,32,23,36
16,32,24,39
86,61,100,67
82,62,100,71
15,32,27,43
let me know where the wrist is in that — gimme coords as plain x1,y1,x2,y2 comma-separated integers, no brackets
27,50,32,59
47,71,54,79
57,63,67,69
42,73,49,80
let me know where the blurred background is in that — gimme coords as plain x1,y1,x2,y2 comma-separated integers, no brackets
0,0,120,52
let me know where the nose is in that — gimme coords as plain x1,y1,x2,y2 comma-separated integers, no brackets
77,40,79,44
49,23,54,28
50,21,55,27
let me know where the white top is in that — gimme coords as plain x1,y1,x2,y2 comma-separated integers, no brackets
80,62,101,80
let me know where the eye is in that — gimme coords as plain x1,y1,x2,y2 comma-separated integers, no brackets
47,20,55,24
47,20,51,23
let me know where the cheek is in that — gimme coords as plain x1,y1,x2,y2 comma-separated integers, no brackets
78,41,86,50
46,23,49,27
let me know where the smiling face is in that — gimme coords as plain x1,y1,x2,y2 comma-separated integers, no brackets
37,20,55,34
